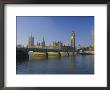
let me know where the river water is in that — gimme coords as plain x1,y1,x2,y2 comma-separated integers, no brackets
16,55,94,74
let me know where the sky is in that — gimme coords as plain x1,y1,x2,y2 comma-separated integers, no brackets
17,16,94,47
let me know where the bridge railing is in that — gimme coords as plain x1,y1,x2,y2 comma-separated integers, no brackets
16,47,75,52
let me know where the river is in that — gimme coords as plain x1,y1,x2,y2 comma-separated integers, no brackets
16,55,94,74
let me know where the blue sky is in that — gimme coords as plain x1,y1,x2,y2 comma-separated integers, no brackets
17,16,94,47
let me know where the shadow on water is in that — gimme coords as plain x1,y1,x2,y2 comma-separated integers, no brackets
16,49,29,62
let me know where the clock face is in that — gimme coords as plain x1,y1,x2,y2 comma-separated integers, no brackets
71,36,73,39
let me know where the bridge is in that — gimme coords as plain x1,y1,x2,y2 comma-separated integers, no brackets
16,46,75,52
16,47,75,62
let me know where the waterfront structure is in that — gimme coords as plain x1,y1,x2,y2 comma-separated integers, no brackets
42,36,45,47
77,44,81,49
17,30,94,62
28,34,34,48
53,41,63,49
27,31,76,50
36,36,46,48
70,31,75,49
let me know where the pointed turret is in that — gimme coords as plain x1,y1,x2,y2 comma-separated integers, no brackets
70,31,75,50
42,36,45,47
28,33,34,48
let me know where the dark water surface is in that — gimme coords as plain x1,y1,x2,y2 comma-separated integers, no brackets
16,55,94,74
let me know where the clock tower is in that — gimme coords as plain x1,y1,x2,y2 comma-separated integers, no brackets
71,31,75,49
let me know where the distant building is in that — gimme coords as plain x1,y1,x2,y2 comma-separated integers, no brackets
28,34,34,48
53,41,63,49
70,31,75,49
78,44,81,49
26,31,76,50
42,36,45,47
36,36,46,48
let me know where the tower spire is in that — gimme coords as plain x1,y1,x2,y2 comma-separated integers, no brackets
42,36,45,47
70,31,75,50
28,33,34,48
43,36,44,42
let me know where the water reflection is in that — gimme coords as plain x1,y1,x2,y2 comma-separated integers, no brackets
16,55,94,74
